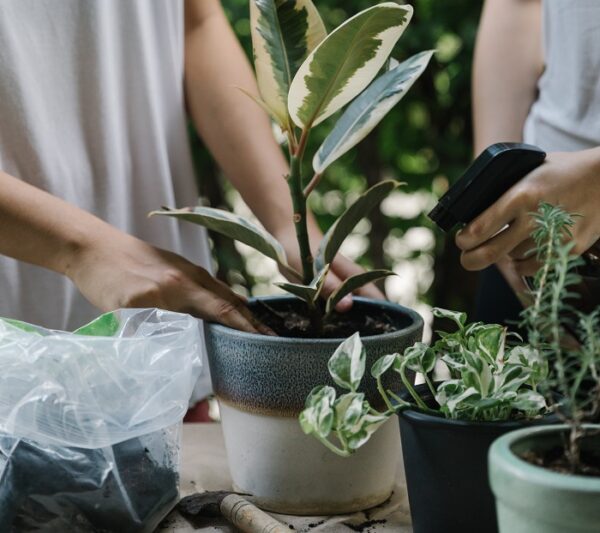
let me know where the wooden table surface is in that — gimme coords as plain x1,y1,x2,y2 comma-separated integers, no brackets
157,423,412,532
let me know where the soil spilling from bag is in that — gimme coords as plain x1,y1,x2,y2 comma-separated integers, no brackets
0,435,178,532
254,299,407,338
519,435,600,477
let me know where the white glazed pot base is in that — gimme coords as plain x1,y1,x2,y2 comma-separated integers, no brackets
219,402,400,515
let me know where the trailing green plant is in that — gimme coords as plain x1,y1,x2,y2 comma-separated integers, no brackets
299,309,548,457
520,203,600,474
150,1,433,331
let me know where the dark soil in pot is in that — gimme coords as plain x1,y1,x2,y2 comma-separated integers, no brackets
398,384,557,533
518,429,600,476
254,297,411,338
0,434,178,532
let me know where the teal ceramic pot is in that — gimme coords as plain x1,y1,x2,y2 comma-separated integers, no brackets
204,296,423,514
489,424,600,533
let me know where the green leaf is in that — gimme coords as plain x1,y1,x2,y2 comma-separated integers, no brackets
335,392,366,430
150,207,300,281
371,353,398,379
313,50,433,173
1,318,41,335
288,3,413,128
315,180,401,272
328,332,366,392
512,390,547,414
74,312,120,337
403,342,436,374
432,307,467,329
346,413,390,450
326,270,395,314
276,265,329,303
251,0,326,128
299,385,336,437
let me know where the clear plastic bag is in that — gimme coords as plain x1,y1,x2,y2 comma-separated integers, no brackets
0,308,203,532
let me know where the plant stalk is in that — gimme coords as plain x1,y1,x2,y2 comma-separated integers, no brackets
287,156,313,285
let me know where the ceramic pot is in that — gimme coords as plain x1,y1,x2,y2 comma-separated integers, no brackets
204,296,423,515
489,424,600,533
399,385,558,533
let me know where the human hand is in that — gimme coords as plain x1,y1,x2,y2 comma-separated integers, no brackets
456,149,600,276
66,231,273,334
276,222,386,312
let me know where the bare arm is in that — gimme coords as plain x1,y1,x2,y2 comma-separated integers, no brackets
457,0,600,281
183,0,382,302
471,0,543,154
0,171,269,333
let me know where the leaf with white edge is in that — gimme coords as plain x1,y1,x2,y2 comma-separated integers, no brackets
326,270,395,314
150,207,300,281
371,353,398,379
512,390,547,414
313,50,433,173
288,3,413,128
346,413,390,450
277,265,330,303
251,0,327,128
315,180,401,272
335,392,366,430
328,332,366,392
403,343,436,374
299,385,336,437
432,307,467,329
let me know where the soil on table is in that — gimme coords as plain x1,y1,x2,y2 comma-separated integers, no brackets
254,299,408,338
0,435,178,532
519,439,600,477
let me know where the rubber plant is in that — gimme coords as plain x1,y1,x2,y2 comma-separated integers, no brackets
150,1,433,331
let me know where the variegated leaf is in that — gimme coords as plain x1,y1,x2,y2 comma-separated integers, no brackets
288,2,413,128
315,180,402,272
251,0,326,128
314,50,433,173
150,207,300,280
328,332,366,392
326,269,395,314
276,264,329,303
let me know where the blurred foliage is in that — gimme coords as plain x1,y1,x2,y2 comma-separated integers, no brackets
193,0,484,313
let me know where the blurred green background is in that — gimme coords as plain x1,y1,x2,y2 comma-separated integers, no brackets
192,0,484,338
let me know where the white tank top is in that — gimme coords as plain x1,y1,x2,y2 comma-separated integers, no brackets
0,0,211,330
524,0,600,150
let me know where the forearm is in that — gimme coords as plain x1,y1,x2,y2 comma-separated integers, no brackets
0,170,119,275
184,0,294,238
472,0,543,154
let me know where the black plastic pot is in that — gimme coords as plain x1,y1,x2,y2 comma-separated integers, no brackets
399,385,557,533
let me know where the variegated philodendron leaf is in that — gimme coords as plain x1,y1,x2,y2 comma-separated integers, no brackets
328,332,366,392
325,269,395,314
313,50,434,174
150,207,301,281
288,2,413,128
299,385,336,437
276,265,329,303
315,180,401,272
250,0,326,128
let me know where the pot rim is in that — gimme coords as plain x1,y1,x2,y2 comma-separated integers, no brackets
489,423,600,490
205,295,424,344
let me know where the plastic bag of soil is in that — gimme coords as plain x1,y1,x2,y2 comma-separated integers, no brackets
0,308,203,532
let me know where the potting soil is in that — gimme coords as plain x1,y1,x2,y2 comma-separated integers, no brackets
0,433,179,532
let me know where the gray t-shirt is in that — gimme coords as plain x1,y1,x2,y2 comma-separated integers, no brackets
0,1,212,397
0,0,211,329
524,0,600,150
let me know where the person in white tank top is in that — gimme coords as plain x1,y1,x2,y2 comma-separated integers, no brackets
454,0,600,319
0,1,379,329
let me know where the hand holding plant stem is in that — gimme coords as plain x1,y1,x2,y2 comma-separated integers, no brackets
150,1,433,332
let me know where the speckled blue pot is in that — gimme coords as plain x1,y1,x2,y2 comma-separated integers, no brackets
205,296,424,417
204,296,424,514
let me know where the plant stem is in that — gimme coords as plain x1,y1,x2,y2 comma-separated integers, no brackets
303,172,323,198
288,154,313,285
399,363,429,411
316,435,350,457
377,376,395,411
